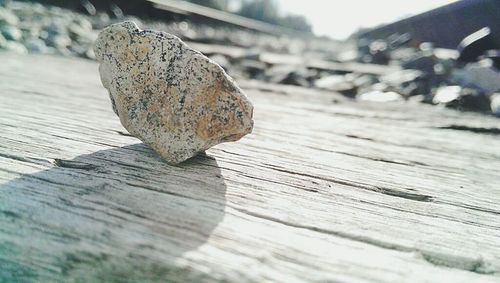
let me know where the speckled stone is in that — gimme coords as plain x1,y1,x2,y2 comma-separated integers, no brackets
94,21,253,164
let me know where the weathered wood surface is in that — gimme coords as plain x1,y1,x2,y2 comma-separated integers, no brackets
0,53,499,283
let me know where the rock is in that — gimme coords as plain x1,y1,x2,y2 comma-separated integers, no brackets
91,12,111,29
314,75,357,96
333,83,357,97
379,69,429,97
24,37,48,53
3,40,27,53
68,18,95,43
44,19,73,51
358,91,403,102
68,43,88,58
335,49,357,62
22,24,43,40
380,69,423,87
408,94,428,104
402,53,436,74
356,37,371,62
481,50,500,69
84,47,95,60
433,86,490,112
1,25,22,41
451,61,500,95
236,49,260,61
0,6,18,26
46,32,71,50
265,64,311,87
388,33,411,49
397,81,421,97
432,86,462,104
351,74,378,88
94,21,253,164
239,59,266,79
357,82,390,97
490,93,500,117
451,91,491,112
314,75,345,89
0,32,6,48
433,48,459,61
368,40,390,64
46,20,67,37
419,42,434,52
389,47,418,62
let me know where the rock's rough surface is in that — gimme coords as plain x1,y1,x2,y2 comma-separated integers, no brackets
94,21,253,164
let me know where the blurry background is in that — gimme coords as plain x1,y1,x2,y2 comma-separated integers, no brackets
1,0,499,116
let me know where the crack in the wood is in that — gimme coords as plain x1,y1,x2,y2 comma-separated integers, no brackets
0,153,31,163
259,122,499,161
307,108,415,122
332,151,427,167
230,206,496,275
345,134,375,141
115,130,134,137
277,166,500,217
123,181,189,200
338,130,500,161
262,164,433,202
53,159,98,171
420,252,494,275
299,144,430,167
436,125,500,135
435,200,500,216
213,162,319,193
217,157,436,202
0,153,51,166
357,199,500,229
32,129,123,149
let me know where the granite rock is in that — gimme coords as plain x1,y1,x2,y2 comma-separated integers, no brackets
94,21,253,164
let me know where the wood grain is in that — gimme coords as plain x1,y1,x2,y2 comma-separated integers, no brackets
0,53,499,283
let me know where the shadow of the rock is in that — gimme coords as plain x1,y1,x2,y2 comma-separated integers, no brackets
0,143,227,282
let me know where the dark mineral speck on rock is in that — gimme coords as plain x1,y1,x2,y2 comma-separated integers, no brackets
94,21,254,164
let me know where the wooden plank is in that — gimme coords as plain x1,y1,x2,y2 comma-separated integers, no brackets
0,53,499,282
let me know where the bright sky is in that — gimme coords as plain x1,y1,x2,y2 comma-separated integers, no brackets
276,0,459,39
